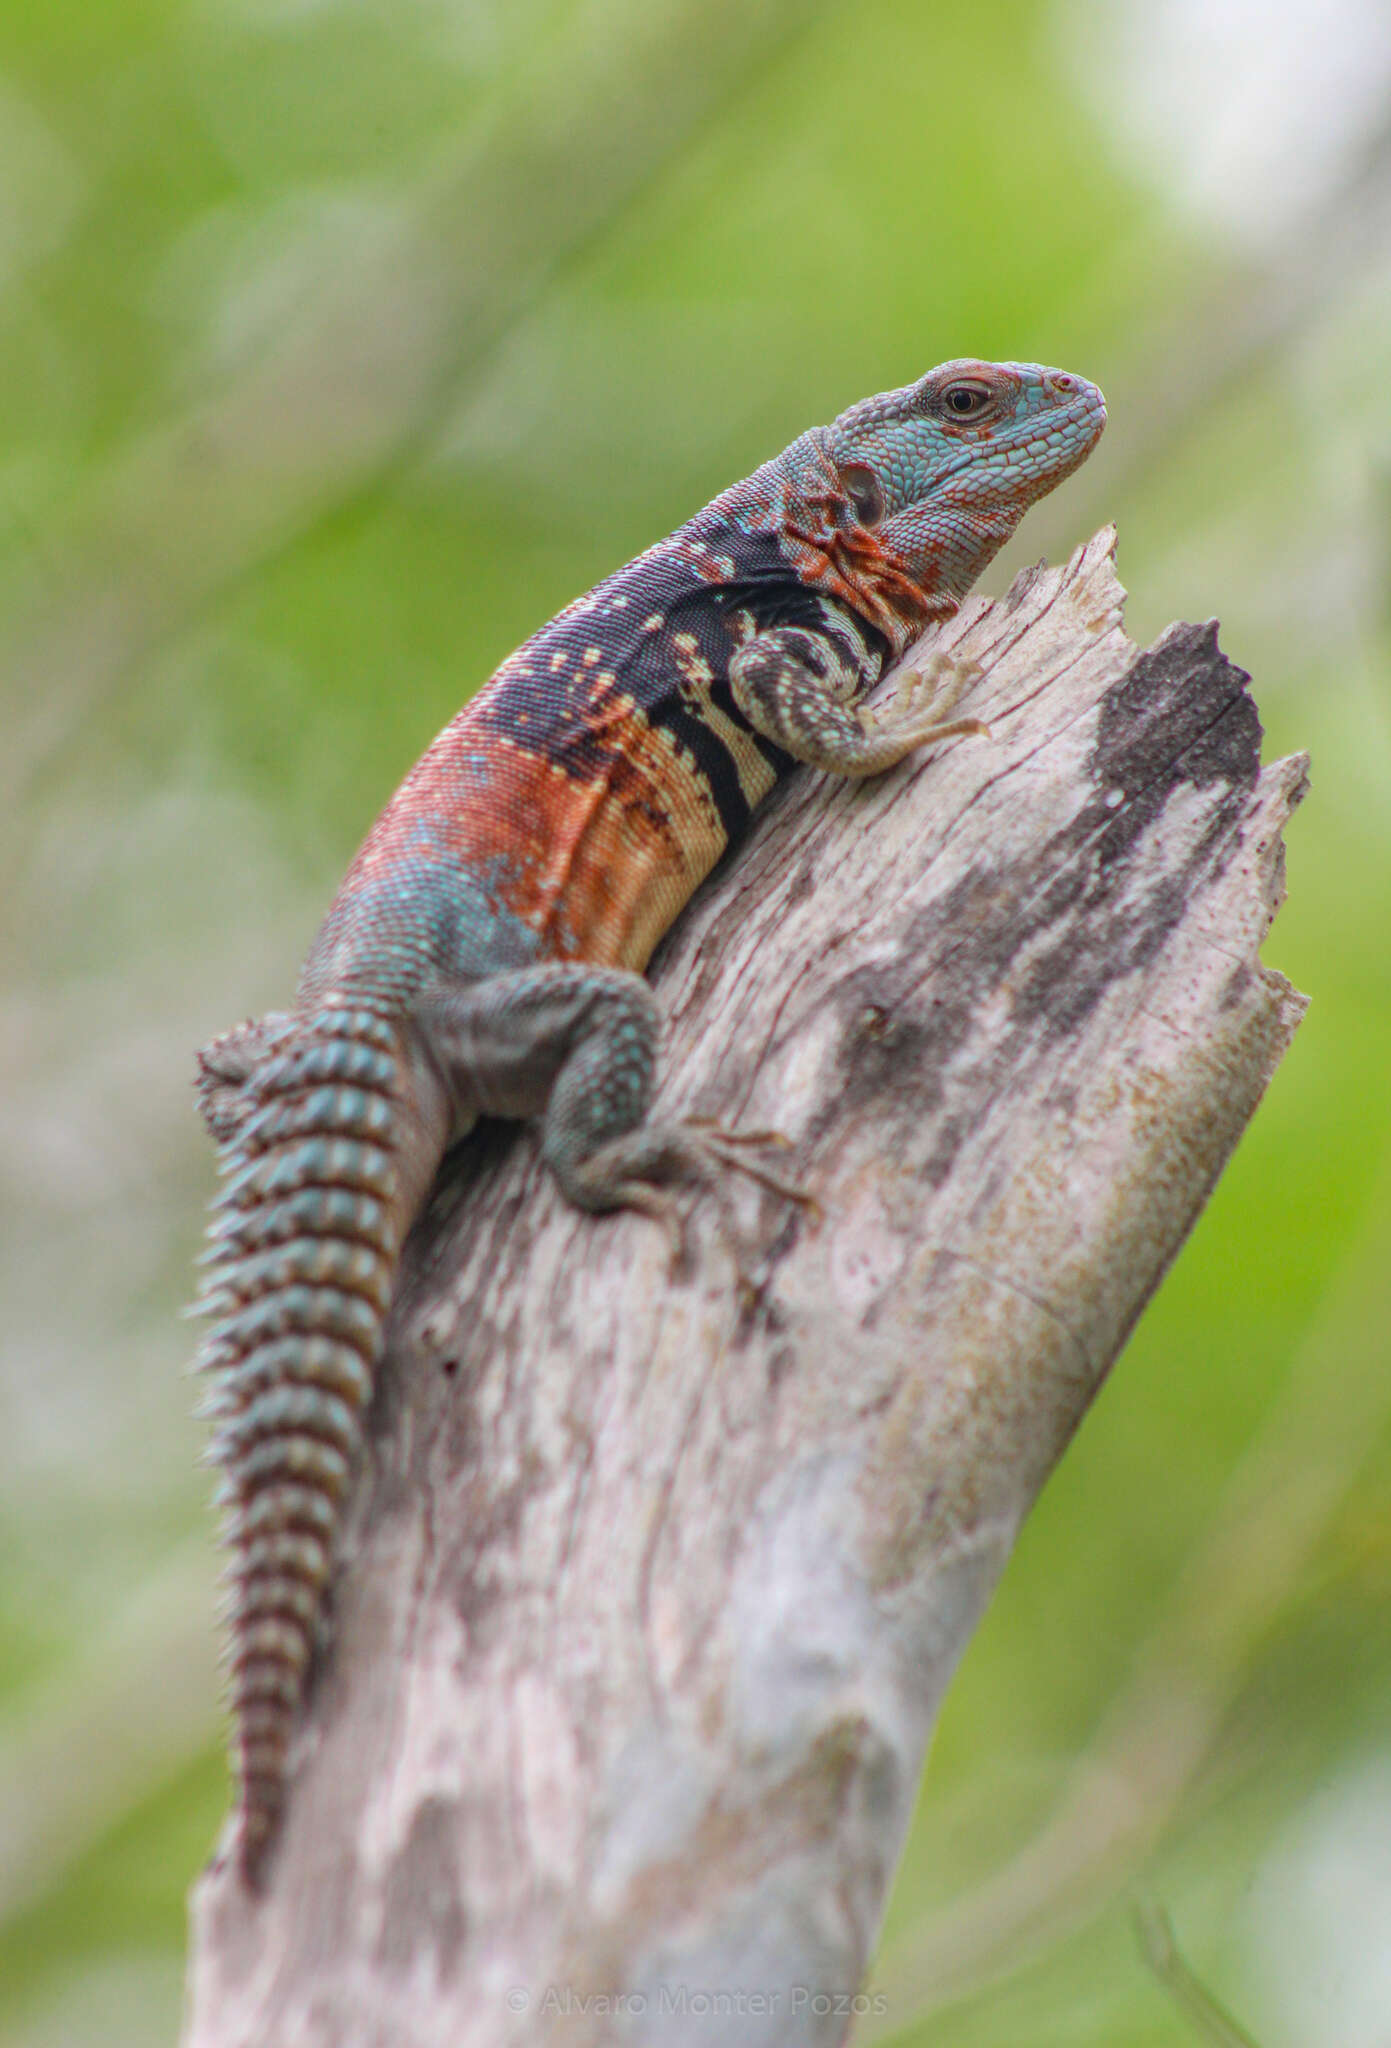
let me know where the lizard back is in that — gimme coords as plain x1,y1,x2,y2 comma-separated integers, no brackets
298,431,923,1001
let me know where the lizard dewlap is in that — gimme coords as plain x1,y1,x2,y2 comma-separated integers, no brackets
191,359,1105,1878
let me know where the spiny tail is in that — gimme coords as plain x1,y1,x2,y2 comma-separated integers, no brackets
192,1004,402,1880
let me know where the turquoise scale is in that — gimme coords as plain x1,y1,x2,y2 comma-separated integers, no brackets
215,1336,374,1406
212,1385,358,1457
208,1185,391,1254
239,1085,396,1153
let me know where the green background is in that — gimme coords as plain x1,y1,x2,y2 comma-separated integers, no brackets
1,1,1388,2041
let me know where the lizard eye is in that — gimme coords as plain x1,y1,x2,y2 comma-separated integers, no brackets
838,463,885,526
940,380,993,419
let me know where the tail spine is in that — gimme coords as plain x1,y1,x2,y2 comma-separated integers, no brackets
193,1004,401,1877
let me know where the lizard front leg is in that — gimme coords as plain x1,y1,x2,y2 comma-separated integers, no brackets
415,964,809,1235
729,626,987,777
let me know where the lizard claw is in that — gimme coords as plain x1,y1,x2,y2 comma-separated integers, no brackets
681,1118,821,1222
894,649,983,717
683,1117,794,1151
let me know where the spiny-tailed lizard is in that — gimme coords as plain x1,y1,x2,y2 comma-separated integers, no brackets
192,359,1106,1878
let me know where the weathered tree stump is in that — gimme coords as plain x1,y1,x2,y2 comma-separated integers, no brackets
184,529,1306,2047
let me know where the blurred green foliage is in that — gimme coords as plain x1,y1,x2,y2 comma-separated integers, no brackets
1,1,1388,2044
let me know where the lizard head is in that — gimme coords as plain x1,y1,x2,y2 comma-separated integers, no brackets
822,359,1106,605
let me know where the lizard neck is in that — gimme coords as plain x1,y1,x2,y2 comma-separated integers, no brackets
719,431,955,655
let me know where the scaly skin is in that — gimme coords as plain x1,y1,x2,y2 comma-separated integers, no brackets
193,359,1106,1880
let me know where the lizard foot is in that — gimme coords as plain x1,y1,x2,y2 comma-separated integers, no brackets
874,649,991,750
563,1117,818,1287
604,1179,690,1271
892,648,983,718
194,1012,298,1145
681,1117,822,1222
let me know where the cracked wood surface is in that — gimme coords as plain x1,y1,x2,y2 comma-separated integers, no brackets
184,528,1307,2048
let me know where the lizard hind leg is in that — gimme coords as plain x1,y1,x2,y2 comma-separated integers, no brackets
415,965,817,1261
191,1003,405,1883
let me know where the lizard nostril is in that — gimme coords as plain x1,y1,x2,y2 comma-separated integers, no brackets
1049,373,1077,395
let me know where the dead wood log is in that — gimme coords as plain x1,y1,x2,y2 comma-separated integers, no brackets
184,528,1306,2048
